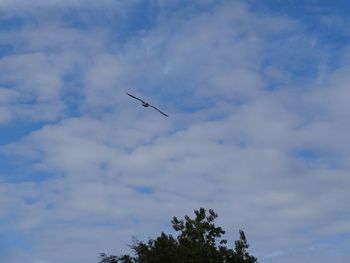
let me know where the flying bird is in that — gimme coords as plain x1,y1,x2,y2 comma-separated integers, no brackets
126,92,169,117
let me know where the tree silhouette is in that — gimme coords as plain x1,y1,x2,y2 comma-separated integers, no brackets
98,208,257,263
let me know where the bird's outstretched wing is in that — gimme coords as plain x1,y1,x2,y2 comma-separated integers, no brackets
126,92,146,104
150,105,169,117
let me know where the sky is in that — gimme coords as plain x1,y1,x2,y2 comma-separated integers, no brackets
1,0,350,262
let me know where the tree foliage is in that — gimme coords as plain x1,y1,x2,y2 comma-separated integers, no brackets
98,208,257,263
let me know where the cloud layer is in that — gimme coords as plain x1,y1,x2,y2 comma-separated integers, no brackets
1,1,350,262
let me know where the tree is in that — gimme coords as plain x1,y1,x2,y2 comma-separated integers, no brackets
98,208,257,263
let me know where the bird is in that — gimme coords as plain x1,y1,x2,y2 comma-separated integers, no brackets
126,92,169,117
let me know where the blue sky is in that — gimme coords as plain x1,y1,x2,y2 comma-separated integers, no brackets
1,1,350,262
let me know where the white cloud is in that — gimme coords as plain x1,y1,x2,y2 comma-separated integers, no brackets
1,1,350,263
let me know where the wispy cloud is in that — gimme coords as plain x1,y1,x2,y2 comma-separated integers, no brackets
1,1,350,263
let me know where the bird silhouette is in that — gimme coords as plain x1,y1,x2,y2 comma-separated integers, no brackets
126,92,169,117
